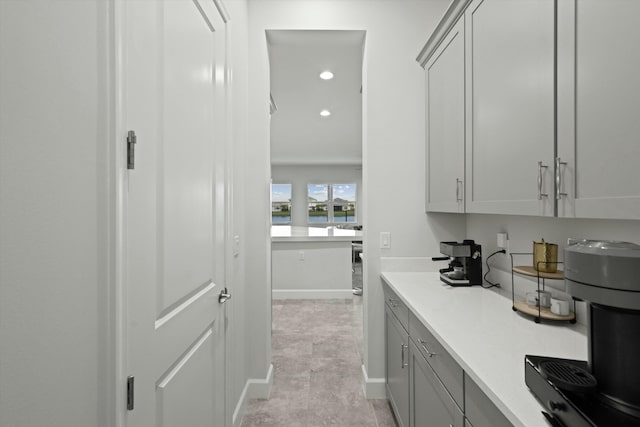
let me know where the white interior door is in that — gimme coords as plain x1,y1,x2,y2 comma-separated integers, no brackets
123,0,228,425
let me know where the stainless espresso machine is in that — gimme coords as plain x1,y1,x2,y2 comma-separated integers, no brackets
435,240,482,286
525,240,640,426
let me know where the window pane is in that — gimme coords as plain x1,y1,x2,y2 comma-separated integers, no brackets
333,184,356,223
307,184,328,202
308,202,328,223
332,184,356,202
272,183,292,224
308,184,328,223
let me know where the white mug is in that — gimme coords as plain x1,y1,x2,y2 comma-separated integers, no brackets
550,297,570,316
537,290,552,308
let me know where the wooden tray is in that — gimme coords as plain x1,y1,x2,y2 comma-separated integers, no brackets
513,265,564,280
513,300,575,322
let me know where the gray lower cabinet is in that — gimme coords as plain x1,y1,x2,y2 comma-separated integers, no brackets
384,283,514,427
409,340,464,427
385,303,409,427
464,373,512,427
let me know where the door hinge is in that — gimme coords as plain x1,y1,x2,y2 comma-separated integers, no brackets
126,376,135,411
127,130,137,170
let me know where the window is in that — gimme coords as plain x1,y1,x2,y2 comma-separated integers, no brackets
307,183,356,224
271,183,292,224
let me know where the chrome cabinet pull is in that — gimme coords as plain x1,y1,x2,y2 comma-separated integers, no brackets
388,298,398,308
538,161,548,200
455,178,463,202
418,339,437,358
401,343,408,369
555,157,567,200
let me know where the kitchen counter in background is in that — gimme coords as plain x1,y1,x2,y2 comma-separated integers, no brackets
381,271,587,427
271,226,362,299
271,225,362,242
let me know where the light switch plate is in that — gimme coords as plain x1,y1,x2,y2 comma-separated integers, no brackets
233,235,240,257
380,232,391,249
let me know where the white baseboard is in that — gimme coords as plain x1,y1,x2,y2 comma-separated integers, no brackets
248,363,273,399
272,289,354,300
232,364,273,427
361,364,386,399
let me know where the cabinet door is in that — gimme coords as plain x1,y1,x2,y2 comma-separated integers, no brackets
386,304,409,427
426,17,465,213
465,0,555,216
465,373,513,427
409,341,464,427
557,0,640,219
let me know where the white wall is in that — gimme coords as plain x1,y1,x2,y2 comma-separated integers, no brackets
0,1,113,425
246,0,466,395
225,0,254,424
1,2,258,426
465,214,640,323
272,164,363,227
245,0,274,390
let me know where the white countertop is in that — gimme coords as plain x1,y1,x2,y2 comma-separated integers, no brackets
271,225,362,242
380,272,588,427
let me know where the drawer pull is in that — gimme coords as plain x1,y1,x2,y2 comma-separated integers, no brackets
401,343,408,369
418,339,438,358
388,298,398,308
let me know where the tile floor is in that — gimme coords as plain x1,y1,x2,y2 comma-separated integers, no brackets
240,263,398,427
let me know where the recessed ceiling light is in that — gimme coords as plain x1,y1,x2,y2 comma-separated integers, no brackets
320,110,331,117
319,71,334,80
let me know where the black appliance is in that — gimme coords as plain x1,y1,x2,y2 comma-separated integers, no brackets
525,240,640,426
435,240,482,286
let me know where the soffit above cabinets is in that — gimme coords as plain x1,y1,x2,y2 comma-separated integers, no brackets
267,29,365,166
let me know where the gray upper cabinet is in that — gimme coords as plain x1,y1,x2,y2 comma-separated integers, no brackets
419,0,640,220
464,0,555,216
424,17,465,213
557,0,640,220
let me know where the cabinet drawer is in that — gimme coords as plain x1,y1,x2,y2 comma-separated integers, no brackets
465,373,513,427
409,311,463,408
383,282,409,331
410,341,464,427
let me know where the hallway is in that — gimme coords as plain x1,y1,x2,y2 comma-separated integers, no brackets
240,295,397,427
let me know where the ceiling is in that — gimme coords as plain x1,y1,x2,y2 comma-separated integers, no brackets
267,30,365,166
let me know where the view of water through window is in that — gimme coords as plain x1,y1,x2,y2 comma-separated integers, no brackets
271,183,292,223
271,183,357,224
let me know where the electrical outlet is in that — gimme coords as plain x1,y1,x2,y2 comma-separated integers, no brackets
298,250,305,261
380,232,391,249
497,232,508,250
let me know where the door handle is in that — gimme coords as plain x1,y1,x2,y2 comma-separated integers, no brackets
218,288,231,304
